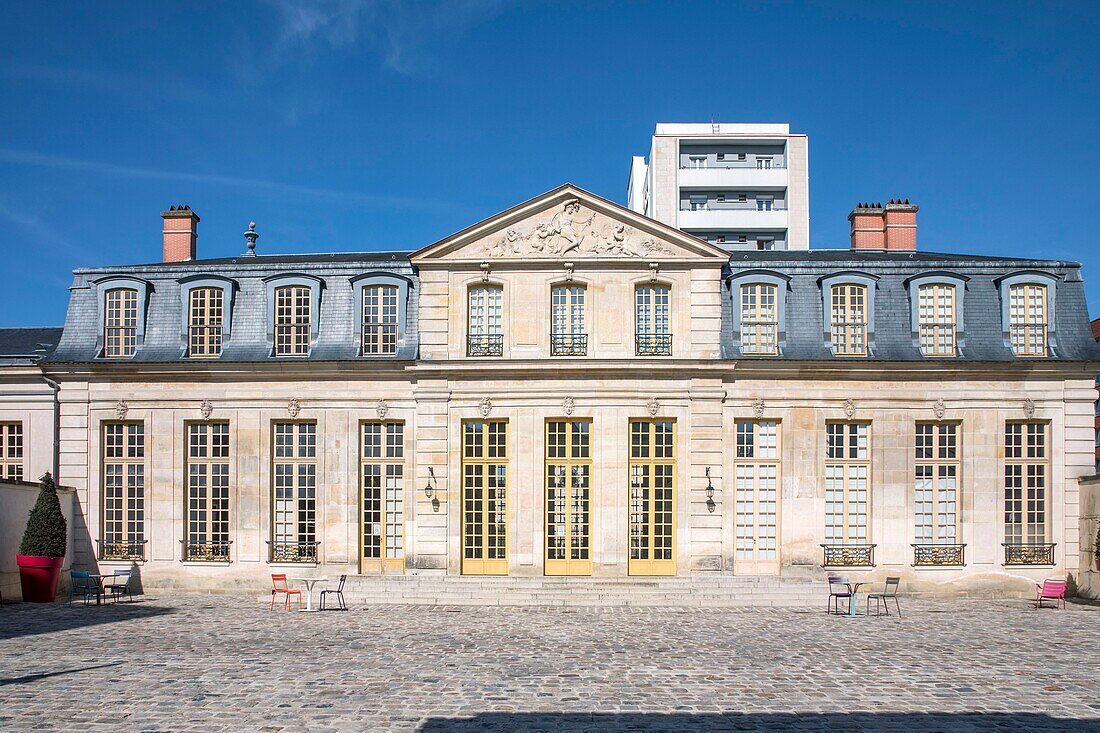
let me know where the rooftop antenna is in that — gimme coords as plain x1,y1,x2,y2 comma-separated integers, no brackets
244,221,258,256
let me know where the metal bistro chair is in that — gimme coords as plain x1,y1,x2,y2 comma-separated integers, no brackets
320,574,348,611
827,575,852,615
270,573,302,611
867,577,902,617
104,569,135,603
1033,579,1067,610
69,570,98,606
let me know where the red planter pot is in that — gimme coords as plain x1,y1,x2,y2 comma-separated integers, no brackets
17,555,65,603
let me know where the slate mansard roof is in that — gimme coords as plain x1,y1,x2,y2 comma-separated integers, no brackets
0,327,63,366
720,250,1100,362
48,252,418,364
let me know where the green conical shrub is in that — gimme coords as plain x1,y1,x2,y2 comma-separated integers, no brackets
18,473,67,558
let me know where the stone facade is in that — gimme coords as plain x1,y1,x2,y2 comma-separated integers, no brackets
24,184,1100,596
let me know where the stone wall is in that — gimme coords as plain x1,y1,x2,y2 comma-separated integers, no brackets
0,479,75,602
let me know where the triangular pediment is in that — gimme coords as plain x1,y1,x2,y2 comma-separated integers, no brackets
411,184,729,264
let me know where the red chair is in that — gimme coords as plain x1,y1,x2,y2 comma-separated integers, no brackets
270,573,302,611
1033,579,1067,609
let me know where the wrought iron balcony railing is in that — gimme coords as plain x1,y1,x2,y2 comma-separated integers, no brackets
912,543,966,567
267,541,321,564
1003,542,1055,566
551,333,588,356
636,333,672,356
821,543,876,567
180,540,233,562
679,162,788,170
97,539,147,562
467,333,504,357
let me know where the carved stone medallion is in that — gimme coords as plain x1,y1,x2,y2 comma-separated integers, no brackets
751,398,765,419
563,396,576,416
199,399,213,421
116,400,129,420
287,398,301,418
843,399,856,418
933,399,946,420
646,397,660,417
376,399,389,420
1022,398,1036,419
478,397,493,417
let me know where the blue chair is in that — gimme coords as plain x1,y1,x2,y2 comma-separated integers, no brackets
104,570,134,603
827,575,852,615
69,570,98,606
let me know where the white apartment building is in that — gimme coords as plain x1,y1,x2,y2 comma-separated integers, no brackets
628,123,809,251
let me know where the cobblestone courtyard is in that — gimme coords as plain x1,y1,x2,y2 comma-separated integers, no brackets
1,595,1098,732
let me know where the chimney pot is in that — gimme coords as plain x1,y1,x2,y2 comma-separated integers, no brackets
161,205,200,262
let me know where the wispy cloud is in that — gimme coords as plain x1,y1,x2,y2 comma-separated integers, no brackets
0,196,82,257
263,0,503,76
0,147,464,212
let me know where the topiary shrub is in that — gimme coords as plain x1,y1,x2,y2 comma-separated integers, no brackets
18,473,67,558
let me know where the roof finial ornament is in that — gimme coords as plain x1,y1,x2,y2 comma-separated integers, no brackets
244,221,259,257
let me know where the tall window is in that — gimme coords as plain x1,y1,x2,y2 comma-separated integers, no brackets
362,285,399,355
185,422,231,561
636,284,671,355
1008,284,1047,356
462,420,508,574
468,285,503,356
361,421,404,571
734,420,780,572
629,419,675,575
274,285,311,356
0,422,22,480
102,422,145,552
740,283,778,355
756,196,774,211
188,287,224,358
830,284,868,356
104,288,139,358
825,422,870,544
272,422,317,558
756,157,773,169
551,285,587,356
914,422,959,545
1004,422,1048,544
917,284,956,357
545,419,592,575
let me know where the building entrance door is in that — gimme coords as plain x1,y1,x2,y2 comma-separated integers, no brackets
545,419,592,576
461,420,508,575
733,420,781,575
628,419,676,576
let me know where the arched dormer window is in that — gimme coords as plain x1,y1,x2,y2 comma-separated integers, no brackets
995,271,1059,358
635,282,672,356
904,272,969,358
177,275,237,358
727,270,789,356
351,272,412,357
467,282,503,357
818,272,879,357
263,274,324,357
93,276,150,359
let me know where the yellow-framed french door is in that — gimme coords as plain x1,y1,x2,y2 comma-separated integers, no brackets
733,419,781,575
360,420,405,574
628,418,676,576
545,419,593,576
461,419,509,575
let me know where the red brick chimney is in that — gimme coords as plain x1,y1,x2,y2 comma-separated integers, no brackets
161,205,199,262
849,199,918,250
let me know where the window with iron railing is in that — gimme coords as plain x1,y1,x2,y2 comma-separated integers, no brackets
185,422,231,562
635,285,671,355
104,288,139,358
917,283,956,357
914,421,959,553
188,287,224,358
272,421,317,557
102,422,145,555
362,284,399,355
1008,283,1047,356
551,285,587,356
825,422,870,545
274,285,311,356
468,285,503,356
740,283,778,355
1004,421,1048,545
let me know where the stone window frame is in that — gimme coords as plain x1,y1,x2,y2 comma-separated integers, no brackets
727,270,790,357
903,272,969,357
818,272,879,357
0,421,23,481
93,275,151,359
466,280,506,357
177,275,238,358
993,271,1059,357
350,272,412,357
262,273,324,357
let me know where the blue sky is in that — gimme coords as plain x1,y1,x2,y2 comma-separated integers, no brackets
1,1,1098,326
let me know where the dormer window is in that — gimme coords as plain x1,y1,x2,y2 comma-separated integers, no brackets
830,284,868,356
728,270,788,357
275,285,311,356
104,288,139,358
362,285,398,355
188,287,224,357
917,284,956,357
1008,283,1047,357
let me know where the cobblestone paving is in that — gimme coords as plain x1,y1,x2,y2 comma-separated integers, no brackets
2,595,1099,732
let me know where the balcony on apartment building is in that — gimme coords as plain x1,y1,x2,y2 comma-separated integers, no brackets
678,200,789,230
678,162,788,188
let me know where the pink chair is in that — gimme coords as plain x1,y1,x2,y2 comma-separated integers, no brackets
1033,579,1066,609
270,573,302,611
